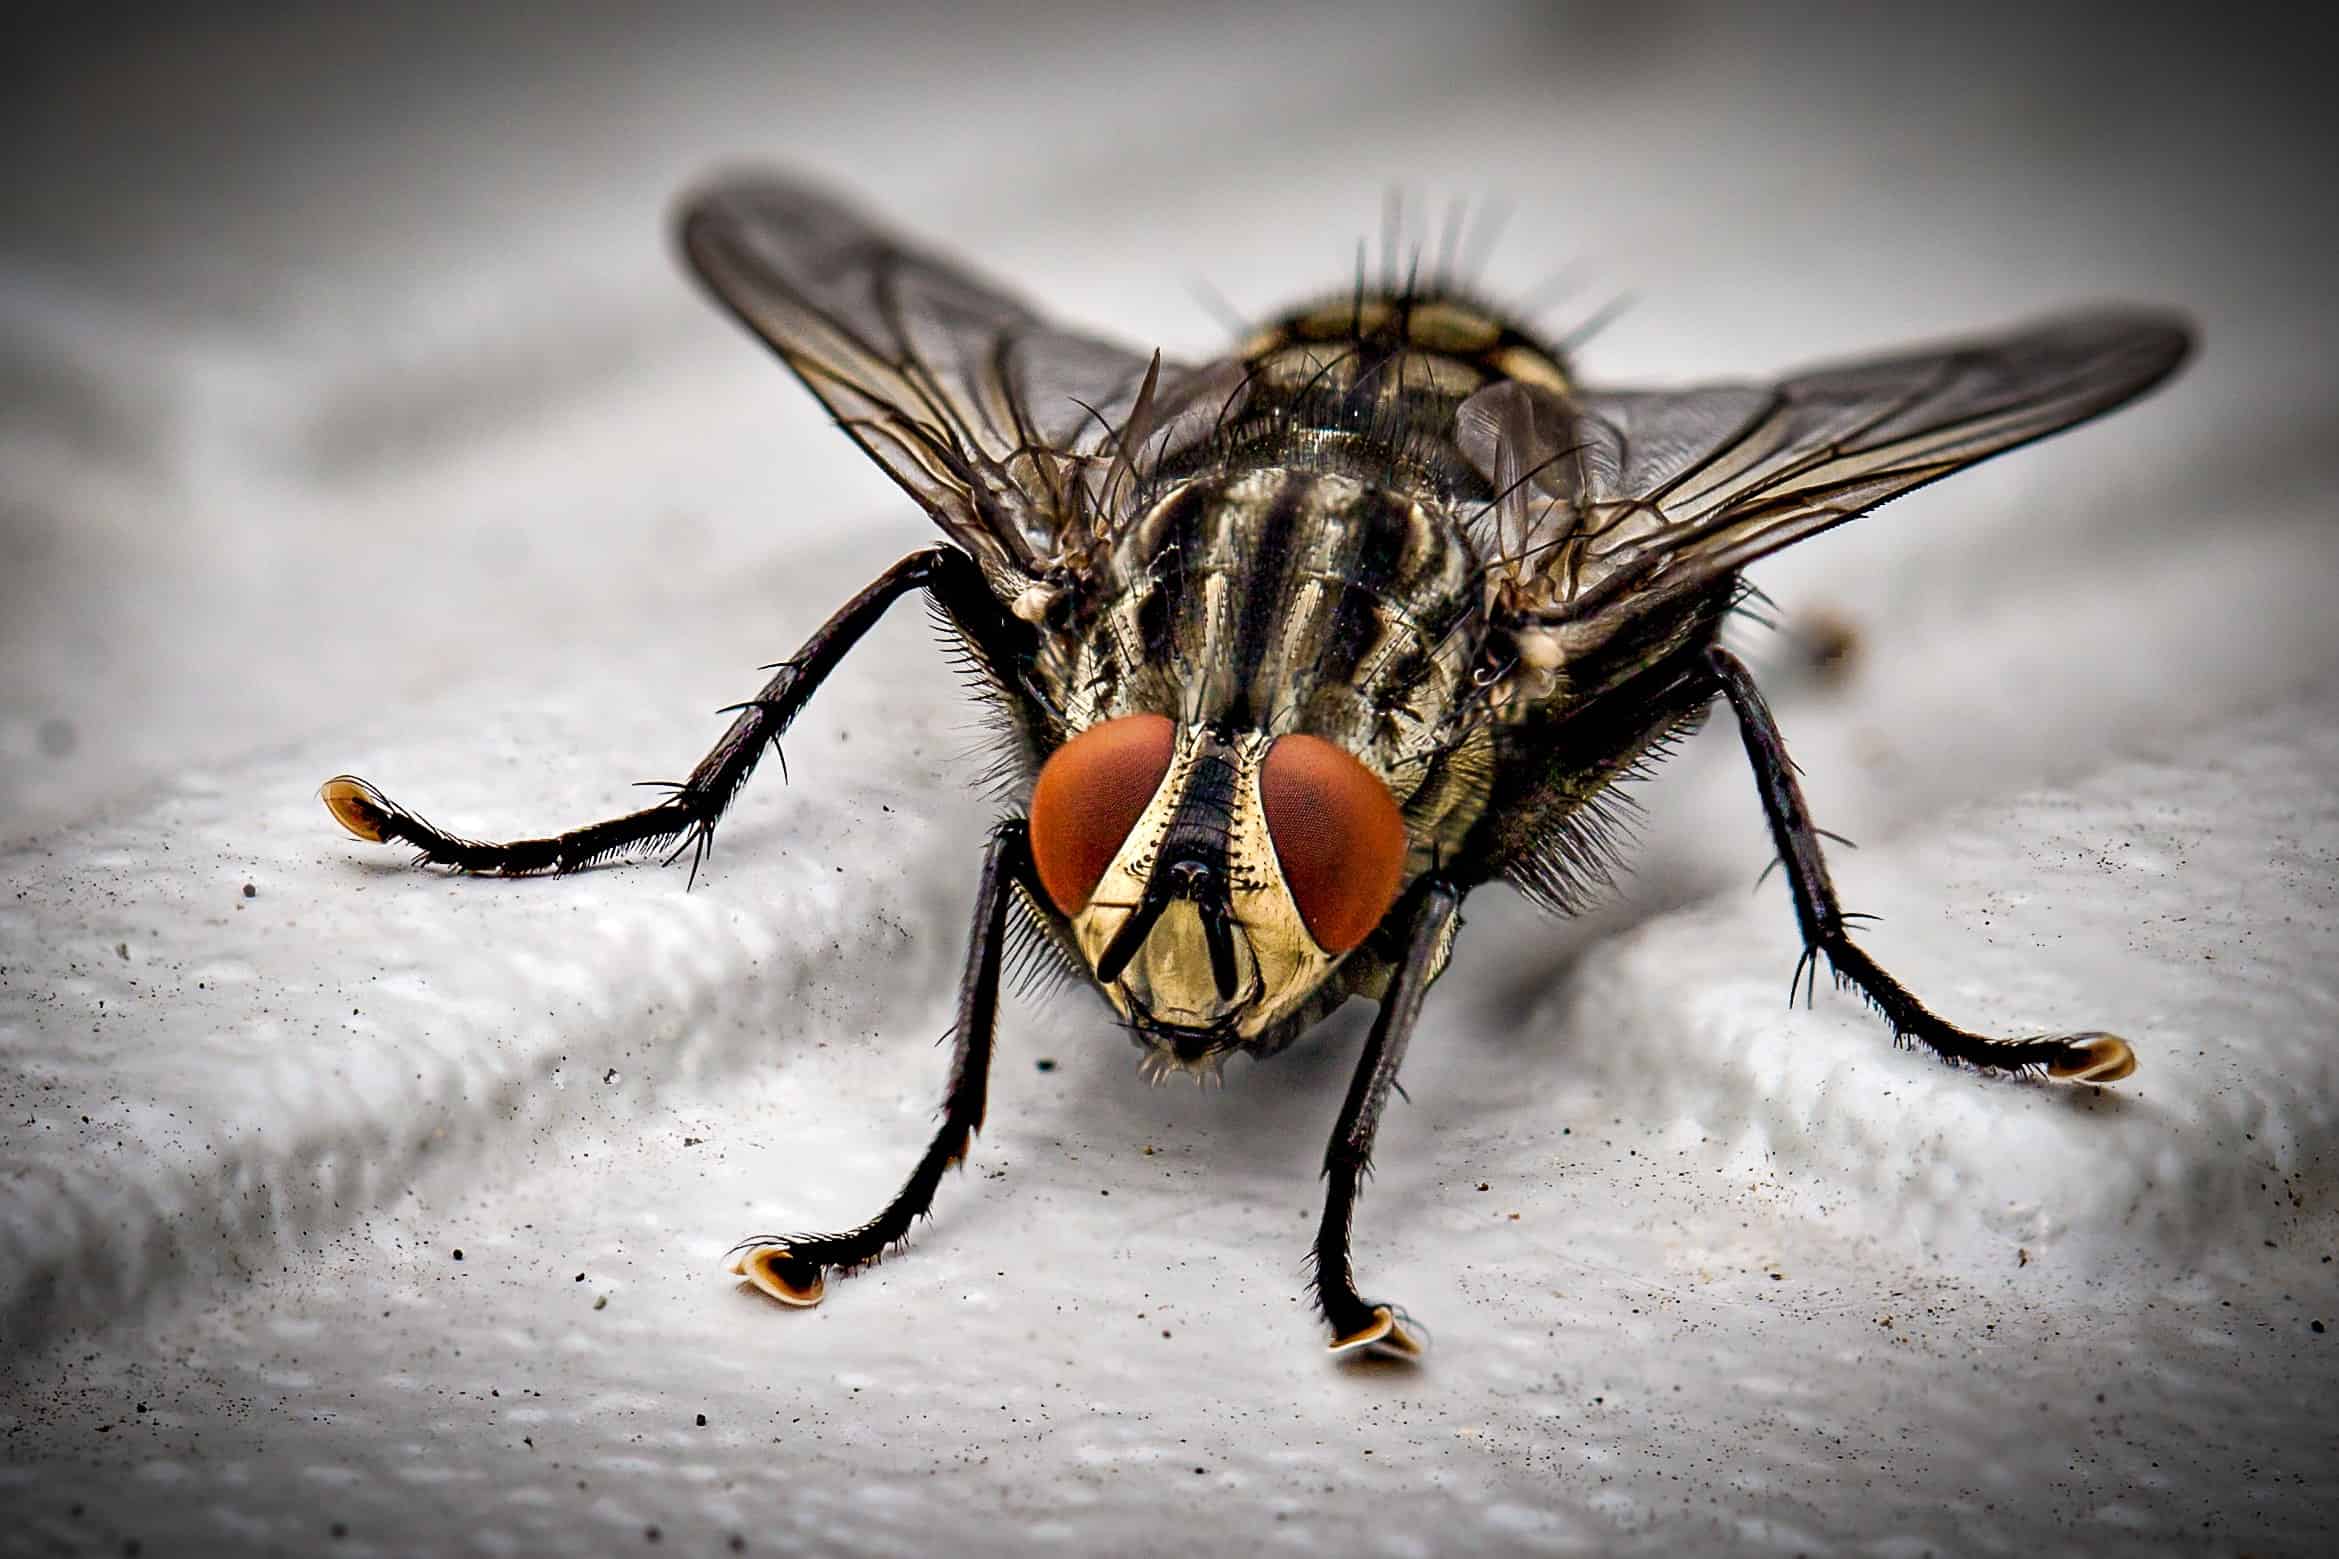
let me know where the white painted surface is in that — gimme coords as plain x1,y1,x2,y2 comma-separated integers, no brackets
4,7,2335,1555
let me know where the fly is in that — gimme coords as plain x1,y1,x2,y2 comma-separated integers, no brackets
320,172,2190,1360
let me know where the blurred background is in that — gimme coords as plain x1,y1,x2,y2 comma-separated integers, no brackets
4,4,2336,1555
7,2,2333,843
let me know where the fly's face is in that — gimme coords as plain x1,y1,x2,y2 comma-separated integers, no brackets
1027,717,1407,1076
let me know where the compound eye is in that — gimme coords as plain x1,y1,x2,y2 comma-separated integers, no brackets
1259,734,1407,954
1029,714,1177,916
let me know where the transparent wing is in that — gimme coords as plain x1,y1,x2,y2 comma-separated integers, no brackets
679,171,1220,578
1468,311,2193,623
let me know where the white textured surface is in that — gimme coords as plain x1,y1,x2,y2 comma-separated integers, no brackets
5,7,2337,1556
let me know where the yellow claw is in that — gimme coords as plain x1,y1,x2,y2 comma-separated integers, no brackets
729,1245,825,1307
319,775,392,843
1327,1305,1428,1362
2047,1032,2136,1084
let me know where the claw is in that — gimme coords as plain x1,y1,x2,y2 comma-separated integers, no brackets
1327,1305,1429,1362
319,775,393,842
729,1245,826,1306
2045,1031,2136,1084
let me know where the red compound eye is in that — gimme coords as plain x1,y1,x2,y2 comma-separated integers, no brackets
1259,734,1407,954
1029,714,1177,916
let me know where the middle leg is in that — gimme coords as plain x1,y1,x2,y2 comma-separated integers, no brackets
322,544,1023,882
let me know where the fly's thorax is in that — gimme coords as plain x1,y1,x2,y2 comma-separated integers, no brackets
1041,466,1487,774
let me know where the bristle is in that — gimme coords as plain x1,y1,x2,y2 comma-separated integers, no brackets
1001,893,1082,1002
1498,704,1703,916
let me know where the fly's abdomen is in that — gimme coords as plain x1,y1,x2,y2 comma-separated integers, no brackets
1236,291,1574,452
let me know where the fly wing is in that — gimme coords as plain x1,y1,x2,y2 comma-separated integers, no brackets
1472,312,2192,625
679,172,1220,581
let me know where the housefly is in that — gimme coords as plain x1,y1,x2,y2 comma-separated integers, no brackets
321,172,2189,1359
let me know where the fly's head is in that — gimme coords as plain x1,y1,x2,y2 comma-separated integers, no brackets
1027,715,1409,1078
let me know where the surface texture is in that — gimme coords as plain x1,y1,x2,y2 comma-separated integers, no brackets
5,6,2336,1555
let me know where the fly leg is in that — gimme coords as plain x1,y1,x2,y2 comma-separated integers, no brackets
320,544,1026,882
1314,878,1463,1360
729,818,1033,1306
1706,646,2133,1082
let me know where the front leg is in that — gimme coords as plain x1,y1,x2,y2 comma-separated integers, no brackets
1314,878,1463,1361
730,817,1035,1305
320,544,1025,882
1705,646,2133,1083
